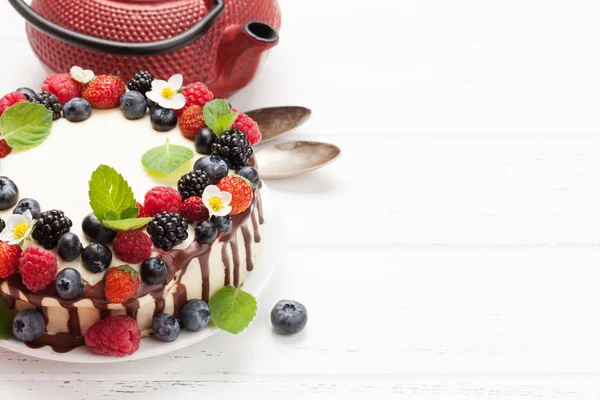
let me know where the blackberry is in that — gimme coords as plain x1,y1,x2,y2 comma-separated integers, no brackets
31,210,73,249
128,71,155,94
31,91,62,120
211,128,253,170
147,212,188,251
177,171,210,200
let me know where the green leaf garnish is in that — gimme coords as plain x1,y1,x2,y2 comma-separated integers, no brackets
88,165,136,223
203,99,232,131
212,112,238,135
120,206,139,220
209,286,257,334
0,102,52,150
102,217,151,231
0,296,15,340
103,211,119,221
141,140,194,175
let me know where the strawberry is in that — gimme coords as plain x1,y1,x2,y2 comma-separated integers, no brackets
82,75,126,109
104,265,140,304
178,105,205,140
217,175,254,215
0,242,22,278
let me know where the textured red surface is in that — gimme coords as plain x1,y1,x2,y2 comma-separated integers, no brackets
27,0,281,97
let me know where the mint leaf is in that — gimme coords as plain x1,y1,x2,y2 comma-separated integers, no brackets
0,102,52,150
209,286,257,334
104,211,119,221
142,140,194,175
102,217,152,231
203,99,231,130
120,206,139,219
89,165,136,222
213,112,238,135
0,297,15,340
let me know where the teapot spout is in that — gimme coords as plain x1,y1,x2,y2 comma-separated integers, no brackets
211,21,279,98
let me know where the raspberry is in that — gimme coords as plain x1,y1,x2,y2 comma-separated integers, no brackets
0,242,22,278
0,140,12,159
136,202,148,218
144,187,182,216
181,196,209,223
233,112,262,145
104,265,140,303
82,75,126,109
178,105,205,139
113,230,152,264
217,175,254,215
0,92,27,117
19,246,57,292
176,82,214,116
41,73,83,105
85,315,141,357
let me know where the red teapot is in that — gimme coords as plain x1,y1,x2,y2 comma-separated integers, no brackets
8,0,281,98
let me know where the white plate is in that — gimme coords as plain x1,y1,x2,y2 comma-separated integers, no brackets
0,183,282,363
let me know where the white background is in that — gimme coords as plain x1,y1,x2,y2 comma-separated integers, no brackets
2,0,600,398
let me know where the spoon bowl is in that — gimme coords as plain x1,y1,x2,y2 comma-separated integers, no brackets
257,141,341,179
246,106,312,143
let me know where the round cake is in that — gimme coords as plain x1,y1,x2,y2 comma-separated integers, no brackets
0,68,265,355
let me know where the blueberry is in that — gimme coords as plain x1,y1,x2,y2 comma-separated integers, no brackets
120,91,147,120
13,309,45,342
194,127,216,154
152,313,180,342
63,98,92,122
271,300,307,335
238,167,260,189
16,87,36,101
193,155,229,184
57,232,83,262
82,243,112,273
146,98,159,111
141,257,168,285
180,299,211,331
210,215,232,233
55,268,84,300
12,198,41,219
195,221,217,244
0,218,5,233
150,108,177,132
0,177,18,211
82,213,117,244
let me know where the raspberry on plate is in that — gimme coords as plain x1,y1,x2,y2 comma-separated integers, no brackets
0,91,27,117
113,230,152,264
232,112,262,145
41,73,83,105
217,175,254,215
181,196,209,223
19,246,58,292
144,186,182,216
82,75,126,109
104,265,140,304
176,82,214,116
0,140,12,159
179,105,205,140
85,315,141,357
0,242,22,278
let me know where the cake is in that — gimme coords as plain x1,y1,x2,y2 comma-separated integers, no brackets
0,68,265,356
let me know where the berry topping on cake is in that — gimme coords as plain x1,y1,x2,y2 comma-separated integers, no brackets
85,315,141,357
181,196,209,223
113,230,152,264
201,185,232,217
232,112,262,145
150,108,178,132
211,215,232,233
82,243,112,274
82,213,117,244
217,176,254,215
31,91,63,120
179,82,214,115
19,245,58,292
0,177,19,211
55,268,84,300
193,155,229,184
178,170,210,200
194,220,217,244
238,166,260,189
57,232,83,262
180,299,211,331
41,73,83,105
0,242,21,278
194,126,216,154
120,91,147,120
179,105,205,139
0,140,11,159
15,87,36,101
211,128,253,170
104,265,140,304
13,309,45,342
147,211,188,251
63,98,92,122
82,75,126,109
271,300,308,335
31,210,73,249
141,257,168,285
144,187,182,216
127,71,155,94
0,91,27,117
136,202,148,218
13,198,41,219
152,313,180,342
0,218,5,233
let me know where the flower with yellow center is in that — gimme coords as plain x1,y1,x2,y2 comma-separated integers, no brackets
202,185,232,217
0,210,35,245
70,66,96,84
146,74,186,110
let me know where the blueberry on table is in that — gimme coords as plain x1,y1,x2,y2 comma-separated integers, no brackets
150,108,177,132
63,98,92,122
210,215,232,233
195,220,217,244
193,155,229,184
120,91,147,120
271,300,308,335
0,177,19,211
13,309,45,342
180,299,211,331
13,198,41,219
141,257,168,285
152,313,180,342
82,213,117,244
55,268,84,300
82,243,112,274
57,232,83,262
194,127,216,154
238,166,260,189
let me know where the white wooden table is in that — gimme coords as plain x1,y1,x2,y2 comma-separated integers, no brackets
2,0,600,398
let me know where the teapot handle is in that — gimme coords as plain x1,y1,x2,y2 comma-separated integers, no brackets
7,0,225,56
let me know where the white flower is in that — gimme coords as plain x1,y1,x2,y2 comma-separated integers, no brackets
70,66,96,84
202,185,232,217
145,74,186,110
0,210,35,245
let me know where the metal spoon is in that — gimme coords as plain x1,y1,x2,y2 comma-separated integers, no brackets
257,141,341,179
245,106,312,143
